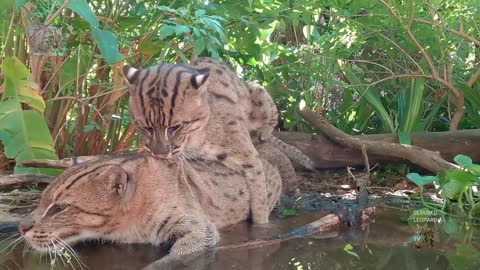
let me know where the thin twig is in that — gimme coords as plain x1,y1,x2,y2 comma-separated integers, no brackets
376,32,424,73
44,0,70,26
467,69,480,88
361,144,370,176
413,18,480,47
379,0,438,78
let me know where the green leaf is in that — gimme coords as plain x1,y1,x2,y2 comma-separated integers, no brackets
454,155,473,167
91,28,123,64
2,57,30,98
0,57,58,175
341,64,395,133
246,57,257,67
155,6,177,14
2,57,46,111
447,244,480,270
281,209,297,216
62,0,98,27
59,46,92,92
159,25,177,39
442,217,459,236
14,0,26,10
343,244,360,259
400,79,424,134
0,111,55,156
406,173,437,187
138,39,163,56
193,37,206,56
398,131,411,145
0,110,58,175
0,0,13,12
440,170,477,199
419,95,447,130
0,99,21,117
464,164,480,176
444,170,477,184
174,25,190,35
18,84,45,112
194,9,206,17
83,124,97,132
442,179,466,199
15,148,61,175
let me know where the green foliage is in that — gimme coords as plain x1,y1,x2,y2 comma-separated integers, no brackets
155,6,226,59
406,155,480,220
60,0,123,64
448,243,480,270
0,57,59,175
341,63,395,133
0,0,478,172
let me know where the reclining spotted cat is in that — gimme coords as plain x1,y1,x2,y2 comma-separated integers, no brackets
18,141,296,267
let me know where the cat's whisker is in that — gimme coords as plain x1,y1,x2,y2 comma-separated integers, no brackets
0,236,24,255
47,245,53,268
0,233,20,247
22,236,31,257
57,238,86,270
51,240,67,268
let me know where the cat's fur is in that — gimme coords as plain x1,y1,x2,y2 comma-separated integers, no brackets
123,58,279,224
19,142,296,264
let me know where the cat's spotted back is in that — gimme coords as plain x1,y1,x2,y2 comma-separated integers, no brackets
123,58,278,224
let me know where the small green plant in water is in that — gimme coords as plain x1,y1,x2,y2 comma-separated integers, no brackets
281,209,297,217
343,244,360,259
406,155,480,220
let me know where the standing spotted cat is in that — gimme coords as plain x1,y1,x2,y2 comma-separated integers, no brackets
123,58,279,224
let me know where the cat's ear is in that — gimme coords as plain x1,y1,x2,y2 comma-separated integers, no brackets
190,73,209,92
99,165,133,199
122,64,140,86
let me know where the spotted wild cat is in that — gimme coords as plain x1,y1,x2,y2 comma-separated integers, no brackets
18,141,295,267
122,58,281,224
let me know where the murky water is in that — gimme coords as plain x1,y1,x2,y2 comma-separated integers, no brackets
1,208,479,270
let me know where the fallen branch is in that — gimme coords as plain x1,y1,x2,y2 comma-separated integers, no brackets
0,174,55,190
217,213,340,250
297,108,459,174
20,156,104,169
20,159,70,169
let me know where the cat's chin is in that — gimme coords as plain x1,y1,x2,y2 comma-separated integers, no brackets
26,230,98,252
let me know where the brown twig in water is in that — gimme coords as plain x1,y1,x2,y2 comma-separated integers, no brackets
217,214,340,250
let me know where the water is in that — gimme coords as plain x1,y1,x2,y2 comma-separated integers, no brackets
1,208,479,270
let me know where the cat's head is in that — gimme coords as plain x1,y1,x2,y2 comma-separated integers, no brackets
19,162,136,251
123,63,211,159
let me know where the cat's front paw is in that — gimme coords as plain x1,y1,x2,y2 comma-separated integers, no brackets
257,126,274,143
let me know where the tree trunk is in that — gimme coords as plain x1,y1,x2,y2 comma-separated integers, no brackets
277,129,480,170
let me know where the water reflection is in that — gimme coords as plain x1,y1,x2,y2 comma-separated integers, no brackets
0,209,478,270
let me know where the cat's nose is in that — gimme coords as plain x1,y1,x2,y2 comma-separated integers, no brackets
18,224,32,235
18,218,34,235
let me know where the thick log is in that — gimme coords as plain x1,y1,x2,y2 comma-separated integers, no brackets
9,126,480,174
278,111,479,171
21,159,70,169
0,174,54,190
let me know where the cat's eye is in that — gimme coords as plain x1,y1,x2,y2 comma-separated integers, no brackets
167,124,182,134
142,127,154,135
46,204,65,217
